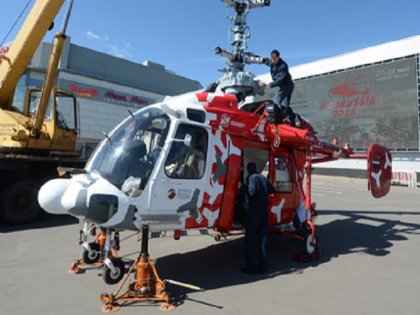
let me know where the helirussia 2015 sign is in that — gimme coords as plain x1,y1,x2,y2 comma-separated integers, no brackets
263,57,419,150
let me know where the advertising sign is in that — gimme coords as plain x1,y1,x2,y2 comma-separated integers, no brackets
28,77,154,108
263,57,419,150
61,80,153,108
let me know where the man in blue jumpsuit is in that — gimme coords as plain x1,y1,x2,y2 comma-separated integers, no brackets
241,162,275,275
263,50,299,126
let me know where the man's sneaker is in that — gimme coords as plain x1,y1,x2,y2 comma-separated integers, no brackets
232,222,243,229
282,117,292,125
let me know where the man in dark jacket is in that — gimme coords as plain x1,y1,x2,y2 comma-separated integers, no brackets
241,162,275,275
263,49,299,126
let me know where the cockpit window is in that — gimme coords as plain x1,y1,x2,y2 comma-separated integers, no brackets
86,107,170,196
164,124,208,179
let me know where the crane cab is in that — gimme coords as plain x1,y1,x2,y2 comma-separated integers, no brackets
0,87,78,151
24,88,79,151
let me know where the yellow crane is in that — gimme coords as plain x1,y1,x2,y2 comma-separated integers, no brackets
0,0,85,224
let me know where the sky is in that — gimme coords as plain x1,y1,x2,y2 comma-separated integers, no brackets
1,0,419,86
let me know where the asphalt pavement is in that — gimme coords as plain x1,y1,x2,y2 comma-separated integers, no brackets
1,175,419,315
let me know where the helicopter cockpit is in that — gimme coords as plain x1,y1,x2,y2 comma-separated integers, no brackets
86,107,171,197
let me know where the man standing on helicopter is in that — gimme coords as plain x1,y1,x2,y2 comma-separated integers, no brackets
260,49,300,126
242,162,275,275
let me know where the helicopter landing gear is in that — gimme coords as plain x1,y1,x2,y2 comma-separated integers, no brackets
293,155,320,262
69,223,121,276
102,257,126,285
100,225,175,313
294,221,320,262
82,242,101,264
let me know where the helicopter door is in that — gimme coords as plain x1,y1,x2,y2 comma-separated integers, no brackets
230,147,269,227
269,156,300,225
149,123,209,227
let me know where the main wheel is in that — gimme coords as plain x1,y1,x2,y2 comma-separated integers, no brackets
304,233,317,255
0,181,42,224
82,242,101,264
300,223,318,255
103,258,126,285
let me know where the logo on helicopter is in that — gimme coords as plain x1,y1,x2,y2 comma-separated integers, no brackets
220,114,245,129
220,114,231,128
168,188,176,200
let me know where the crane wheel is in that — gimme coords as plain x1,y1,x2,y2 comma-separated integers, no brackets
0,181,41,224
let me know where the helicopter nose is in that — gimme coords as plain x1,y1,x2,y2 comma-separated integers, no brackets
38,178,72,215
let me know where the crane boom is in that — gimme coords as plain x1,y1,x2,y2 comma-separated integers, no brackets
0,0,65,109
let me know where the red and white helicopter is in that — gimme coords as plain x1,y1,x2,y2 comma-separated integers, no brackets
38,0,392,311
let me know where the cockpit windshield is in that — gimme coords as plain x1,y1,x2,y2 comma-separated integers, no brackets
86,107,170,196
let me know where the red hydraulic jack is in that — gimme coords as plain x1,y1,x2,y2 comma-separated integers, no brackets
100,225,204,312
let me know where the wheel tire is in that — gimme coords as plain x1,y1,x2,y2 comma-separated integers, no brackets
82,242,101,264
300,224,318,255
103,259,126,285
0,181,42,224
303,233,317,255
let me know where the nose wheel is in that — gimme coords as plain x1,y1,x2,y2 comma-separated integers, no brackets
102,258,126,285
69,226,122,280
82,242,101,264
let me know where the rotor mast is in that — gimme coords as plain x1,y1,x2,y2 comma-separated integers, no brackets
215,0,270,99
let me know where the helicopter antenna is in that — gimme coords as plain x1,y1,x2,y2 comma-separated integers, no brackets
102,131,113,146
226,5,231,49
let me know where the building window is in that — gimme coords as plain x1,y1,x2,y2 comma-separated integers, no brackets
164,124,208,179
